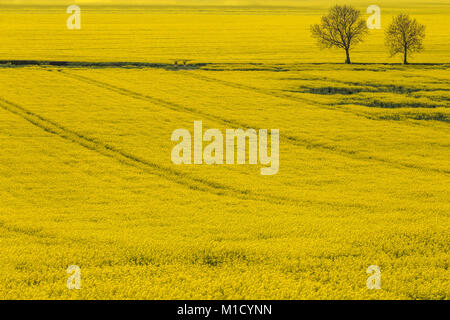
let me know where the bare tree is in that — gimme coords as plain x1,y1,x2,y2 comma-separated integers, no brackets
310,5,368,64
385,14,425,64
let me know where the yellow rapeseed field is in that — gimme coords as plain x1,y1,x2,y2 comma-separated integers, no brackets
0,0,448,299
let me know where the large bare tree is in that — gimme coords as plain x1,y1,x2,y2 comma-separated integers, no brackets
310,5,368,64
385,14,425,64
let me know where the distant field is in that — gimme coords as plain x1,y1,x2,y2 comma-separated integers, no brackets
0,1,449,299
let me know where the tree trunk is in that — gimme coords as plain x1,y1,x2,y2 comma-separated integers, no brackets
345,49,351,64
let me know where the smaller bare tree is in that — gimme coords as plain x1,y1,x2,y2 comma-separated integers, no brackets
310,5,368,64
385,14,425,64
